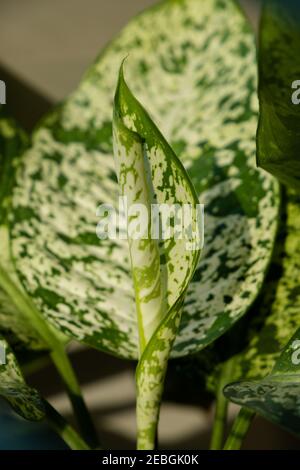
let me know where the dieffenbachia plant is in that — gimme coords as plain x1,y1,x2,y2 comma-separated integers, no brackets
257,0,300,189
113,64,202,448
0,334,44,421
0,0,280,448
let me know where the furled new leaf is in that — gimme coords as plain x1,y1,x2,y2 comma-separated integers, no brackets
257,0,300,189
0,334,45,421
6,0,279,359
113,65,201,448
224,326,300,437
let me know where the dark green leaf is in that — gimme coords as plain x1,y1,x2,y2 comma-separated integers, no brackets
257,0,300,189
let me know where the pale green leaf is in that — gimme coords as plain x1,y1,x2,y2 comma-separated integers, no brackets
6,0,279,359
0,334,45,421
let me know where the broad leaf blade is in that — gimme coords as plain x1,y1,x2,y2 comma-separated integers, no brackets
257,0,300,189
136,297,184,449
0,289,46,351
113,65,201,351
7,0,279,359
0,334,45,421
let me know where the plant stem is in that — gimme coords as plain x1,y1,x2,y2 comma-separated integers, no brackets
43,400,90,450
223,407,255,450
210,359,235,450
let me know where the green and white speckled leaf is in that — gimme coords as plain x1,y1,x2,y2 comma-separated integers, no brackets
113,65,201,351
206,188,300,392
8,0,279,359
257,0,300,190
0,110,46,350
0,334,45,421
224,327,300,437
223,190,300,436
0,289,45,350
113,67,201,448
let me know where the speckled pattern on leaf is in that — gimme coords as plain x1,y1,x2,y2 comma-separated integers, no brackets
8,0,279,359
257,0,300,190
224,326,300,437
0,334,45,421
113,65,201,351
207,189,300,391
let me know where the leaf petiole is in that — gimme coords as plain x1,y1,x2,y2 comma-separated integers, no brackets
223,407,255,450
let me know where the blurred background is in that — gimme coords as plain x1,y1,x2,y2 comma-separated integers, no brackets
0,0,299,450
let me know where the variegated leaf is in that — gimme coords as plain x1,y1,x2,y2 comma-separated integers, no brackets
223,189,300,437
136,297,184,449
7,0,279,359
206,188,300,392
0,109,46,350
0,289,46,351
113,66,201,448
0,111,98,448
257,0,300,190
0,334,45,421
224,326,300,437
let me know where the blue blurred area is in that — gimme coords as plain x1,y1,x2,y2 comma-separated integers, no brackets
0,400,67,450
